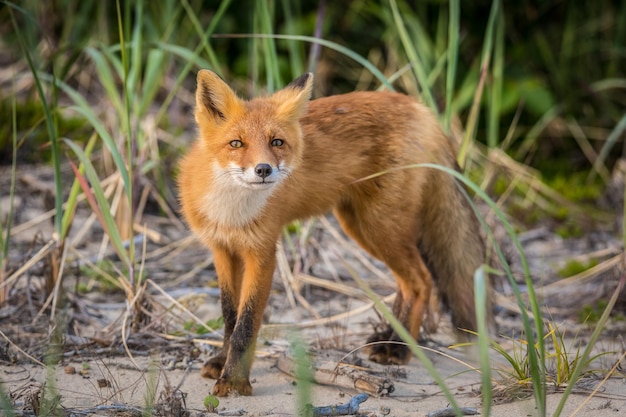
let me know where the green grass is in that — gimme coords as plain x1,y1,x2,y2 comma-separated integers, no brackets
1,0,625,416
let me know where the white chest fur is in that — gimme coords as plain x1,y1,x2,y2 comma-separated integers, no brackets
200,166,274,228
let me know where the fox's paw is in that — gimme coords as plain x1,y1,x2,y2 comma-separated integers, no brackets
212,376,253,397
366,330,411,365
201,356,226,379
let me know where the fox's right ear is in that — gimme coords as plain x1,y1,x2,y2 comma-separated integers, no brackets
274,72,314,122
195,70,242,125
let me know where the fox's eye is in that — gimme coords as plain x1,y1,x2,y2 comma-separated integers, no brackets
271,138,284,147
229,140,243,148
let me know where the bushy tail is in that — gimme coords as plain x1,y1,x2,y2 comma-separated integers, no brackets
418,167,492,337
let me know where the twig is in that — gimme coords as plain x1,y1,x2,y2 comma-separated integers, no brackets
277,353,394,396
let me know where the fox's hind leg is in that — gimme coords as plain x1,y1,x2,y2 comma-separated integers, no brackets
367,246,433,364
335,200,433,364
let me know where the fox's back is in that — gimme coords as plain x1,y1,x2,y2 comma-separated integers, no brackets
265,91,457,225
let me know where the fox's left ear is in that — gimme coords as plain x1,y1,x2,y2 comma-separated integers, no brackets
274,73,314,121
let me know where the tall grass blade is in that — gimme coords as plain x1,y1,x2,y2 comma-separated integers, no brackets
388,0,437,111
216,34,394,91
115,0,134,202
0,84,18,303
291,336,313,416
127,0,143,104
84,47,125,117
1,89,18,262
257,0,282,90
115,0,137,273
444,0,460,134
487,8,504,149
154,0,232,125
60,134,98,241
180,0,229,73
139,49,166,116
458,0,500,167
9,5,63,237
65,140,130,267
474,267,493,416
281,0,305,78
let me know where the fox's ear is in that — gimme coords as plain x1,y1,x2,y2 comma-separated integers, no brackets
274,73,314,121
195,70,242,125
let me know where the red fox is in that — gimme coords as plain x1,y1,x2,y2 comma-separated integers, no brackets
178,70,488,396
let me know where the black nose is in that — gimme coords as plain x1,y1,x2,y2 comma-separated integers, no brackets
255,163,273,178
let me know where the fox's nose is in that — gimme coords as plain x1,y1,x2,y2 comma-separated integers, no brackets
254,163,273,178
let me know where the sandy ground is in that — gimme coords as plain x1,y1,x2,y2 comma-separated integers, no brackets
3,342,625,416
3,297,626,417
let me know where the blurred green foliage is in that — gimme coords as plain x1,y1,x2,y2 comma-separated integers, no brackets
1,0,624,171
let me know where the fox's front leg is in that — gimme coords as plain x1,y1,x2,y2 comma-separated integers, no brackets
212,247,276,397
201,248,243,380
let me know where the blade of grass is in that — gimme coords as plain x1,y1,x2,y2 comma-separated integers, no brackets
280,0,304,78
153,0,232,125
388,0,437,111
84,46,125,117
36,72,132,193
9,5,63,237
214,34,394,91
458,0,500,168
443,0,460,134
487,8,504,149
60,133,98,241
1,85,18,263
0,81,19,303
180,0,227,73
257,0,282,90
115,0,134,198
474,267,493,417
66,103,130,185
65,140,130,266
138,49,166,116
127,0,143,108
115,0,137,274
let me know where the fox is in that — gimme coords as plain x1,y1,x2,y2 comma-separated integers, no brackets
178,69,489,396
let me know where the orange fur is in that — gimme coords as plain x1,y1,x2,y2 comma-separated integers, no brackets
178,70,489,396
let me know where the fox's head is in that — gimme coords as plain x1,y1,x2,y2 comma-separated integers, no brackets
195,70,313,192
